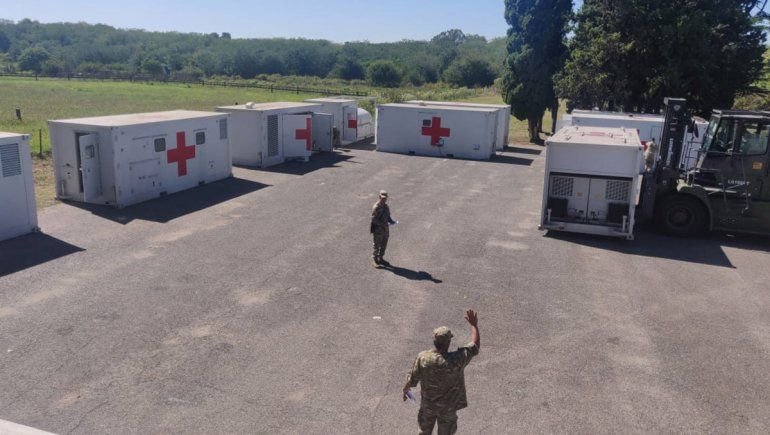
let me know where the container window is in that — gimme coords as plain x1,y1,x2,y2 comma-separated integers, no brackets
196,131,206,145
268,115,279,156
0,143,22,177
154,137,166,152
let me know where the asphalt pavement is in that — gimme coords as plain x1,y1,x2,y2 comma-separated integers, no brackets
0,143,768,434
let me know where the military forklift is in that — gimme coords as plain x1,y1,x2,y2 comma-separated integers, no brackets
641,98,770,236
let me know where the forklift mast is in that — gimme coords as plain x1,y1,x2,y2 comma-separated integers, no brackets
640,98,691,220
655,98,691,182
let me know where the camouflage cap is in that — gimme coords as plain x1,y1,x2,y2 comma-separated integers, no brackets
433,326,453,344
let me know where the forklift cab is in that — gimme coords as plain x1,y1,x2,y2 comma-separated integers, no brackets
694,110,770,233
696,111,770,200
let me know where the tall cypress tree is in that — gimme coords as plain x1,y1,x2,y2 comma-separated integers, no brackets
557,0,766,116
502,0,572,144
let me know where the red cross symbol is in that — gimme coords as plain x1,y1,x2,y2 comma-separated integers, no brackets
422,117,451,146
167,131,196,176
295,117,312,151
347,114,358,130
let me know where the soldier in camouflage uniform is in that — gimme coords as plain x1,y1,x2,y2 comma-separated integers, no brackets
403,310,481,435
370,190,396,268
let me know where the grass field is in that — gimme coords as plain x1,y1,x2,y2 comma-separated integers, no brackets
0,77,559,209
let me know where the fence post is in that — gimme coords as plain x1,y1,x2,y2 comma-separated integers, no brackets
38,129,43,158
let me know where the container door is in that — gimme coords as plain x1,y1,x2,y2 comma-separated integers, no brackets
312,113,333,152
342,106,358,143
78,133,102,202
282,114,313,160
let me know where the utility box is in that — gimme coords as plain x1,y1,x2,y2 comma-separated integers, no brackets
0,132,38,242
569,110,707,169
540,126,644,240
375,103,498,160
303,98,358,146
49,110,232,208
216,102,331,168
406,100,510,150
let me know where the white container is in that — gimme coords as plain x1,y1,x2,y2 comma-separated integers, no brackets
375,103,498,160
303,98,358,145
568,110,707,169
406,100,510,150
0,132,38,241
540,126,644,240
356,108,374,140
49,110,232,208
216,102,332,167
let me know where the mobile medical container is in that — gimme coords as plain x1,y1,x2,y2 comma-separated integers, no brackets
539,126,644,240
569,110,708,169
356,108,375,140
375,103,498,160
406,100,511,151
0,132,38,241
303,98,358,146
216,102,331,167
50,110,231,208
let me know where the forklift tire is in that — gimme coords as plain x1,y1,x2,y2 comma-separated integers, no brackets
655,195,708,237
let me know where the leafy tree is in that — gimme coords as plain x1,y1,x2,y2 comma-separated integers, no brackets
557,0,766,116
329,56,365,80
443,56,497,88
502,0,572,143
367,60,402,87
141,58,164,75
0,29,9,52
18,45,51,73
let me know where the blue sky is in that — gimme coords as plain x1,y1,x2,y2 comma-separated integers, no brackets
0,0,512,42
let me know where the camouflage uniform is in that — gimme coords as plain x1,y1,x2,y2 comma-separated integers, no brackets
371,198,395,263
406,329,479,435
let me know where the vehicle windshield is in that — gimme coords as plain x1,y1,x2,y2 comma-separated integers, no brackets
701,116,719,152
706,117,736,154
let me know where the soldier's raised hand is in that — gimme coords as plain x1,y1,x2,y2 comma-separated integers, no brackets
465,309,478,326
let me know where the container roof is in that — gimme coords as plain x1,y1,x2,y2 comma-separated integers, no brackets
304,98,356,103
0,131,26,140
217,102,321,111
405,100,510,109
572,110,663,122
549,126,641,147
50,110,225,127
379,103,498,113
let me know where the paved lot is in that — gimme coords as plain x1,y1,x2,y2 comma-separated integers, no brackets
1,144,769,434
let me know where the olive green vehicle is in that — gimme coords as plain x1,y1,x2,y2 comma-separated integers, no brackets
641,98,770,236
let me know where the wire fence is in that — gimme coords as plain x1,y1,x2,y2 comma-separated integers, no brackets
0,71,370,97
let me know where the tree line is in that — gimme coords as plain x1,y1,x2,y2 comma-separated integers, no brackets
503,0,769,143
0,19,504,89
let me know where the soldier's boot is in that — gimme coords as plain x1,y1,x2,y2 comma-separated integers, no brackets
372,258,382,268
379,259,391,267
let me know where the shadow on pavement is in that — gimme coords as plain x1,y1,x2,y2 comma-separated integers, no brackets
489,154,534,166
0,233,85,277
256,151,355,176
339,138,376,152
384,265,443,283
504,146,543,156
544,227,770,268
64,177,268,225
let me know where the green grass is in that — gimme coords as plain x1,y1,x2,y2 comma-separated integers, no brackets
0,77,318,154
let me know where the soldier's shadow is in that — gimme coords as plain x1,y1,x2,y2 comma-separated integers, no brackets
384,265,442,284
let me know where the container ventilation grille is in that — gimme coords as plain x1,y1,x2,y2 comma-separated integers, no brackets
219,119,228,140
606,180,631,202
0,143,22,178
550,176,574,197
268,115,279,157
